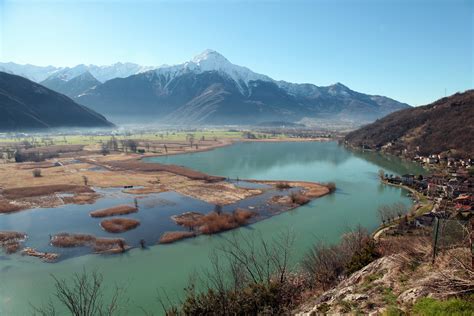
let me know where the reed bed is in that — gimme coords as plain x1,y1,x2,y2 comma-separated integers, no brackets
90,205,138,218
51,233,96,247
0,200,22,213
51,233,126,253
100,218,140,233
159,231,196,244
2,185,93,199
0,231,26,254
173,209,255,235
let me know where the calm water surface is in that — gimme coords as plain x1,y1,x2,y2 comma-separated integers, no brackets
0,141,425,315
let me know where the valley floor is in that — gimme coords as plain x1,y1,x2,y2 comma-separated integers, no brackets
0,134,332,261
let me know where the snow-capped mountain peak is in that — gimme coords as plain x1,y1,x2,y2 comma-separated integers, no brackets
190,49,232,67
153,49,272,94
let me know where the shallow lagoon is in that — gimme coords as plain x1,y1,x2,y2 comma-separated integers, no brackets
0,141,425,314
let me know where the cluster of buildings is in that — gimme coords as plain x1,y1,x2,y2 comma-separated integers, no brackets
385,165,473,218
412,154,472,169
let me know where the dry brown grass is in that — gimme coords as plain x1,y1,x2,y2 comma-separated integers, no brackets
21,144,84,154
22,247,60,262
90,205,138,218
100,218,140,233
92,237,126,253
0,199,22,213
2,185,93,199
172,212,205,228
159,231,196,244
51,233,96,247
107,159,224,182
0,231,26,254
51,233,126,254
123,186,165,194
19,161,58,170
0,231,26,243
5,243,21,254
173,209,255,235
62,193,100,205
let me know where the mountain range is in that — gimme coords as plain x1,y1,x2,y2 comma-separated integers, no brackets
0,72,113,130
1,50,410,125
345,90,474,157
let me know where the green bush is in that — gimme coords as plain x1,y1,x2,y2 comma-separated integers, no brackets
383,306,406,316
412,297,474,316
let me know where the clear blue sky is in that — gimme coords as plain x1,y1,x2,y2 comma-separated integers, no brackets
0,0,472,105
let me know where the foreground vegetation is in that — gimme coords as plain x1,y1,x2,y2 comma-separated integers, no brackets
33,214,473,315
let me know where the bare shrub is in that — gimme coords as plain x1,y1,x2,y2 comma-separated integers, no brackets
325,182,336,193
32,168,42,177
160,231,303,315
289,192,310,205
302,226,380,289
31,269,128,316
199,209,254,234
276,182,292,189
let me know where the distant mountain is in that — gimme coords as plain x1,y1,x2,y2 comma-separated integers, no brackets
0,62,154,83
2,51,409,124
41,71,101,98
75,50,409,124
0,62,58,82
345,90,474,157
0,72,114,130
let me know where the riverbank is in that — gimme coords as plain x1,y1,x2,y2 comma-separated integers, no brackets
372,179,433,240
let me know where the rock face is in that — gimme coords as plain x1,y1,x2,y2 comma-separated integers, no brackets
345,90,474,157
296,255,403,315
295,246,473,315
0,71,114,130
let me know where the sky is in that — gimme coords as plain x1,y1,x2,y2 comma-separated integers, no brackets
0,0,472,106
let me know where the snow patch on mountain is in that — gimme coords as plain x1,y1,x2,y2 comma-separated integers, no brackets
153,49,272,94
47,63,155,82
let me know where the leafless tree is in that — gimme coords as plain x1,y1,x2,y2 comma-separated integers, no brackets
31,269,128,316
302,226,377,289
378,169,385,180
158,230,298,314
187,134,195,148
378,202,407,224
